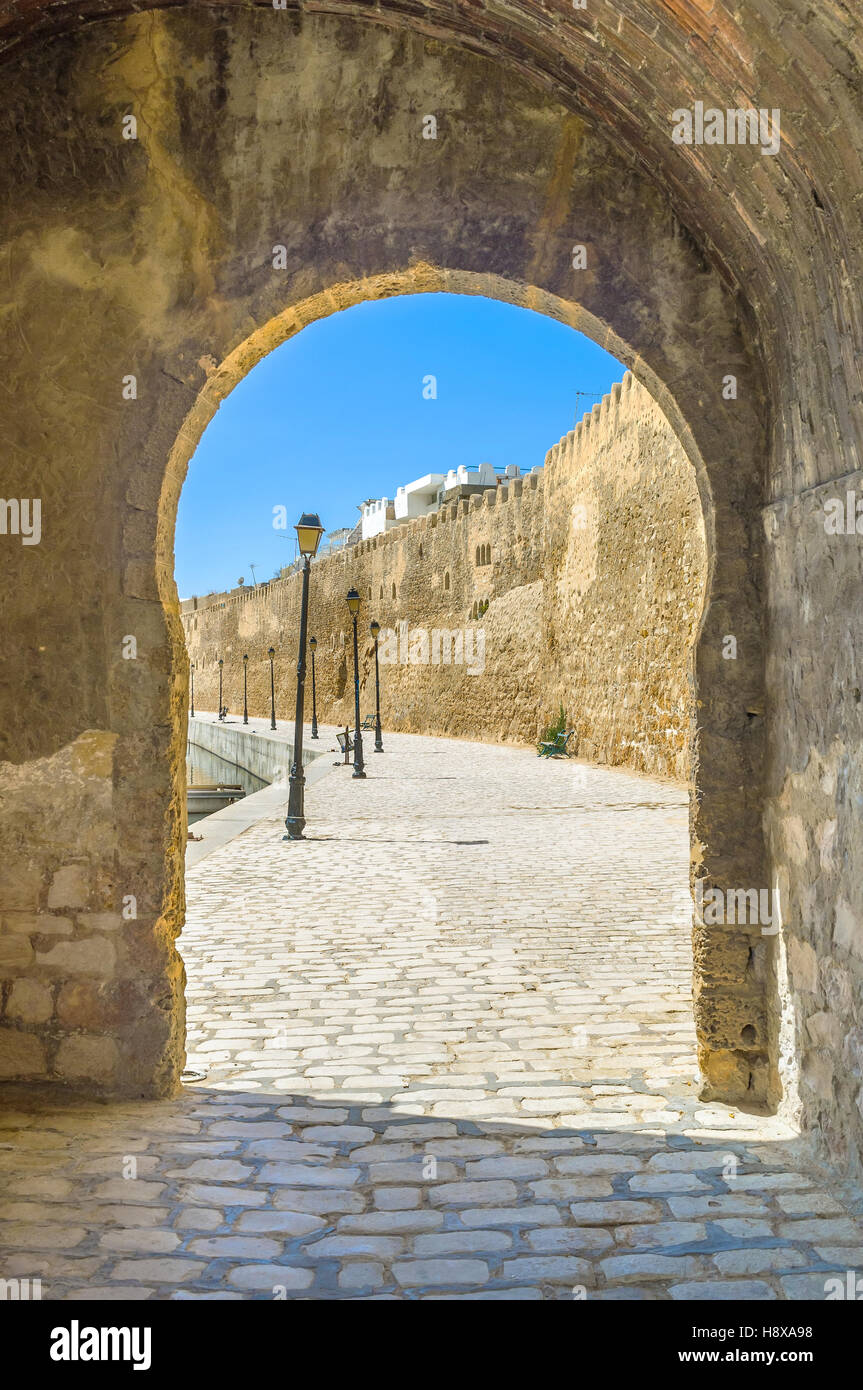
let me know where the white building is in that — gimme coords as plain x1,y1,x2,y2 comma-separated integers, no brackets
359,497,398,540
360,462,535,541
437,461,499,502
394,472,446,521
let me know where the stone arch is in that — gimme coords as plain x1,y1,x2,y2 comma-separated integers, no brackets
0,6,773,1106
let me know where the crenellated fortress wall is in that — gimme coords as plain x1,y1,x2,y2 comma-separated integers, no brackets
183,373,707,781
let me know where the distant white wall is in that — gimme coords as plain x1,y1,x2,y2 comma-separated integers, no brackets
394,472,446,520
360,498,396,540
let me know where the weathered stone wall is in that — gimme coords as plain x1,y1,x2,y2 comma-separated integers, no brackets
0,731,177,1090
765,490,863,1175
184,469,548,751
183,373,706,785
543,375,707,781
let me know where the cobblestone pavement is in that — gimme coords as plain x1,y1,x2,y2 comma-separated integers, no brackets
2,732,862,1300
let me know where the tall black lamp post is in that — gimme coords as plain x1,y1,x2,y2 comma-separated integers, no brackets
190,662,195,718
285,513,325,840
346,588,366,779
243,653,249,725
268,647,276,730
370,620,383,752
218,658,223,719
309,636,319,740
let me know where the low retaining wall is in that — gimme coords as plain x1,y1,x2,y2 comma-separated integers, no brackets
187,716,324,786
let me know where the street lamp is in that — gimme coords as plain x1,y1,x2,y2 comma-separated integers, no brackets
309,636,319,740
285,512,325,839
218,658,223,719
243,653,249,725
268,647,276,730
190,661,195,719
346,588,366,779
370,620,383,753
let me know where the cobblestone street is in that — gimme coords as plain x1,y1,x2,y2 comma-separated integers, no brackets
2,732,862,1300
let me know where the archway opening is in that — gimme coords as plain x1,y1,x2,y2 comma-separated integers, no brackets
0,7,775,1118
170,286,709,1108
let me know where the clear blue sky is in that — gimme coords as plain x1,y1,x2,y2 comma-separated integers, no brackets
175,293,625,597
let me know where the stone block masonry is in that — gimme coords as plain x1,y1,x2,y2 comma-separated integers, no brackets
0,729,182,1093
183,374,707,784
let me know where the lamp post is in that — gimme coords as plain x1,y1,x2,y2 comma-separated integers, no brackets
268,647,276,730
190,662,195,718
243,653,249,725
370,619,383,752
309,636,319,739
346,588,366,779
218,658,223,719
285,513,325,840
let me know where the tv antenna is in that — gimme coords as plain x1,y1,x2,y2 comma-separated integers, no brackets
275,535,300,563
573,390,604,424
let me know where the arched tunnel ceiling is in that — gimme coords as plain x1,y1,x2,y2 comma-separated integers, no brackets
1,1,861,479
1,3,859,284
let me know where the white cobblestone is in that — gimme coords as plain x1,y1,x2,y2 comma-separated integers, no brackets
0,731,860,1299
